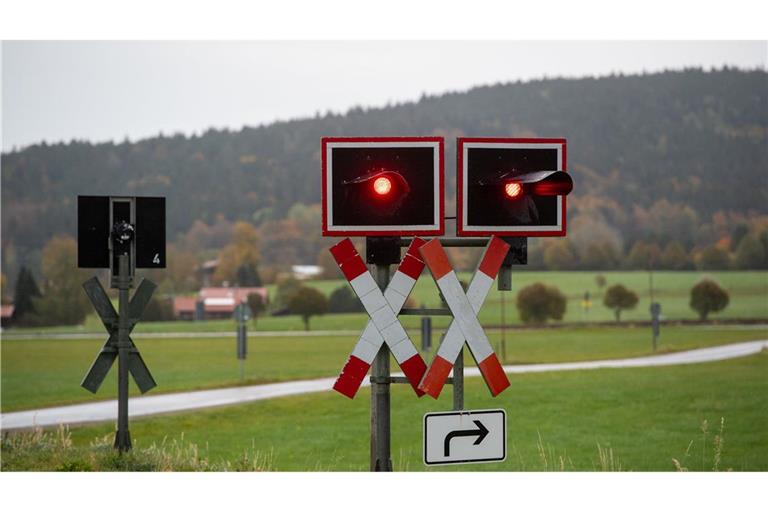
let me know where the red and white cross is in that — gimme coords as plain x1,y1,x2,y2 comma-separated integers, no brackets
418,236,511,398
329,238,428,398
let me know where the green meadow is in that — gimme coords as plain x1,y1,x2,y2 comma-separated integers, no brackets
5,352,765,471
8,271,767,334
2,326,766,412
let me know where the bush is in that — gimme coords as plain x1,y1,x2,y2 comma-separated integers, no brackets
516,283,567,324
246,293,266,326
328,285,364,313
734,234,768,269
273,276,302,311
690,279,729,321
695,246,731,270
140,296,175,322
287,286,329,330
603,284,639,322
595,274,607,289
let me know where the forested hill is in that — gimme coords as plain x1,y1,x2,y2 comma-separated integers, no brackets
2,68,767,272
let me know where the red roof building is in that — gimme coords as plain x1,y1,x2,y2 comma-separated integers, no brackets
173,287,268,320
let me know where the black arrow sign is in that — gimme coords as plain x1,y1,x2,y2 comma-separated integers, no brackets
444,419,489,457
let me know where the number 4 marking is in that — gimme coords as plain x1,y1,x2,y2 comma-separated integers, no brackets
153,254,160,264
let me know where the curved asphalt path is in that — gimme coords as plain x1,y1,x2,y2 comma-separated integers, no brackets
2,339,766,431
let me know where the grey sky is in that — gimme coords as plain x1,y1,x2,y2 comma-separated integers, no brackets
2,40,766,152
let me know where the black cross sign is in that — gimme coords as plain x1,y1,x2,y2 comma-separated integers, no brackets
81,276,157,394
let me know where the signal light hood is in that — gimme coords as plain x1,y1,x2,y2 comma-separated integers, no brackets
479,170,573,196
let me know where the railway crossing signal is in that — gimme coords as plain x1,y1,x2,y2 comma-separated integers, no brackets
330,237,428,397
457,138,573,237
321,135,572,470
418,236,511,398
77,194,165,452
321,137,444,237
80,276,157,394
78,196,166,285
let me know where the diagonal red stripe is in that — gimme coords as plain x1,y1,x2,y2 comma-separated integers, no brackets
418,355,453,399
478,236,510,279
478,353,510,397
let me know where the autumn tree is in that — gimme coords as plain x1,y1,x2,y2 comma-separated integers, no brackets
734,234,768,269
30,236,91,326
274,276,302,311
603,284,639,322
236,263,263,286
543,240,577,270
580,241,621,270
246,292,266,327
690,279,729,321
661,241,691,270
626,240,661,270
288,286,329,330
213,221,261,285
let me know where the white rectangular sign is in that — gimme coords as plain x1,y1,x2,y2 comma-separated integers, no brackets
423,409,506,466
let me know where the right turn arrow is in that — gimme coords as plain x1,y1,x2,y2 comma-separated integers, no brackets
443,420,490,457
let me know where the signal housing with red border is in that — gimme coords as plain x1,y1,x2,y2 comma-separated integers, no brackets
322,137,445,237
457,137,571,237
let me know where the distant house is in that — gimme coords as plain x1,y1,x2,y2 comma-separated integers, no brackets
173,287,268,320
1,304,14,327
292,265,323,280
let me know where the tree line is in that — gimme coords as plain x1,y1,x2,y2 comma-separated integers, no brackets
2,68,766,286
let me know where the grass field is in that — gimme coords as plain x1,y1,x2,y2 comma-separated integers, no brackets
10,352,764,471
7,271,767,334
2,326,766,412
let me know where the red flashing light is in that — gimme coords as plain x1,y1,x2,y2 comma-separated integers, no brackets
373,176,392,195
504,182,522,199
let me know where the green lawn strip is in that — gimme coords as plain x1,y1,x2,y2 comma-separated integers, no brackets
3,327,766,412
7,271,766,334
53,352,768,471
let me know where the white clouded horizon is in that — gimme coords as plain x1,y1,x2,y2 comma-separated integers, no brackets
2,40,766,152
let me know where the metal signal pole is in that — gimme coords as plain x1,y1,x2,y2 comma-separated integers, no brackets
114,254,132,452
370,263,392,472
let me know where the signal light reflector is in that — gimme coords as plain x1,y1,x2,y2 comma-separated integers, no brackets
373,176,392,195
504,182,522,199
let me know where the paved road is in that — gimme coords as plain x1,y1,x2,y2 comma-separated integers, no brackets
2,340,766,430
1,330,363,340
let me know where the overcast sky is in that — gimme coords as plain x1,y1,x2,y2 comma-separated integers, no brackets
2,40,766,152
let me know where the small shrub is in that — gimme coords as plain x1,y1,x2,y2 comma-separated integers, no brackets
690,279,729,321
328,285,364,313
595,274,607,289
603,284,639,322
516,283,567,324
140,296,175,322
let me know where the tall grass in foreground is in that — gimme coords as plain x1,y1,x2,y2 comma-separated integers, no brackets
672,417,729,472
1,417,733,471
1,426,273,471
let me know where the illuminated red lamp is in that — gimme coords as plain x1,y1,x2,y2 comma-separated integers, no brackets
373,176,392,195
504,182,522,198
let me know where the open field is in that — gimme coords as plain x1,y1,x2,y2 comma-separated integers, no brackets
7,271,767,334
3,326,766,412
5,352,766,471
